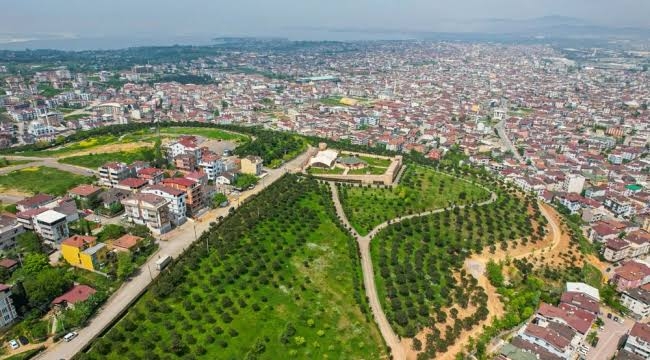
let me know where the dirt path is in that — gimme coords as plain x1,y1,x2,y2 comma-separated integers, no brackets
329,182,497,360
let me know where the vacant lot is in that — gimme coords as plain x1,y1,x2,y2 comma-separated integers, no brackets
159,127,249,143
339,165,491,235
0,166,93,196
59,148,155,168
85,175,385,360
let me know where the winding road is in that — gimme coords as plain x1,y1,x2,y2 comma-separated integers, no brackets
329,181,497,360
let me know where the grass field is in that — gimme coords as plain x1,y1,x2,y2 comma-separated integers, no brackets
348,166,387,175
17,128,246,159
158,127,249,143
84,175,384,360
0,166,94,196
0,158,32,168
339,165,491,235
307,166,345,175
59,148,155,168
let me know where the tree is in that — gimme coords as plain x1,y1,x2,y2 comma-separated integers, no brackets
97,224,126,242
116,252,135,281
23,267,71,306
153,137,164,166
221,100,229,109
22,253,49,275
234,174,259,190
17,232,41,254
211,193,228,208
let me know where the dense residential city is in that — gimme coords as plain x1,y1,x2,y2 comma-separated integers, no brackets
0,24,648,360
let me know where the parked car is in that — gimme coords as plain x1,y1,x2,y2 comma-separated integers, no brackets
63,332,78,342
614,316,619,322
607,313,612,319
9,339,19,349
18,336,28,345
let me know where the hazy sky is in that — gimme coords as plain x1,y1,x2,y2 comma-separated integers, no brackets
1,0,649,38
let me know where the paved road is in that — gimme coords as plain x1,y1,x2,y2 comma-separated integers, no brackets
495,119,524,164
586,312,633,360
329,181,496,360
36,150,312,360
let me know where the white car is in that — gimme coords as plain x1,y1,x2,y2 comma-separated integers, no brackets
63,332,78,342
9,339,19,349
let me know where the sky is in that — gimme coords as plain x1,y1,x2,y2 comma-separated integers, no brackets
1,0,649,40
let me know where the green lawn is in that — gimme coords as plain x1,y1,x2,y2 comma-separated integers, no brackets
348,166,387,175
357,155,391,168
84,175,385,360
0,166,94,196
371,187,538,343
0,158,32,168
64,113,93,120
339,165,491,235
319,97,344,106
159,127,249,143
59,148,155,168
307,166,345,175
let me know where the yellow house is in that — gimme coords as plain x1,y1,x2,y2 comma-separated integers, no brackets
61,235,108,271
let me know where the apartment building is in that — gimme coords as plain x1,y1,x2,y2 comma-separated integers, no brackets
34,210,69,245
0,215,25,251
98,162,136,187
240,155,263,176
141,185,187,226
563,174,586,194
198,153,224,181
0,284,18,327
161,178,204,217
122,193,172,234
621,286,650,320
623,322,650,359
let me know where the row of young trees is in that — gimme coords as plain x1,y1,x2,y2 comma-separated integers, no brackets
82,175,384,359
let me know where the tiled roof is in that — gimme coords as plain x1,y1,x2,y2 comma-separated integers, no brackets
51,284,96,305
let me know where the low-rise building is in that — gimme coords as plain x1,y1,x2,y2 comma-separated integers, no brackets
51,284,96,311
122,193,172,234
16,193,55,212
109,234,144,253
137,167,164,185
60,235,108,272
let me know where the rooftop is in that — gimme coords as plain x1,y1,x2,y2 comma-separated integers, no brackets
51,284,96,305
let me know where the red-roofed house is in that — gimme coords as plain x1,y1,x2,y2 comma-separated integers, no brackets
137,167,164,185
51,284,96,310
116,178,148,192
110,234,144,253
612,261,650,291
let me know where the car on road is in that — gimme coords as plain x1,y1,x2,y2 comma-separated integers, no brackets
613,316,619,322
9,339,19,349
63,331,78,342
607,313,612,319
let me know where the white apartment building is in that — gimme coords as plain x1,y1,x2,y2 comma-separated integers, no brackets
98,162,135,187
624,322,650,359
621,288,650,320
34,210,69,246
141,185,187,226
563,174,586,194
